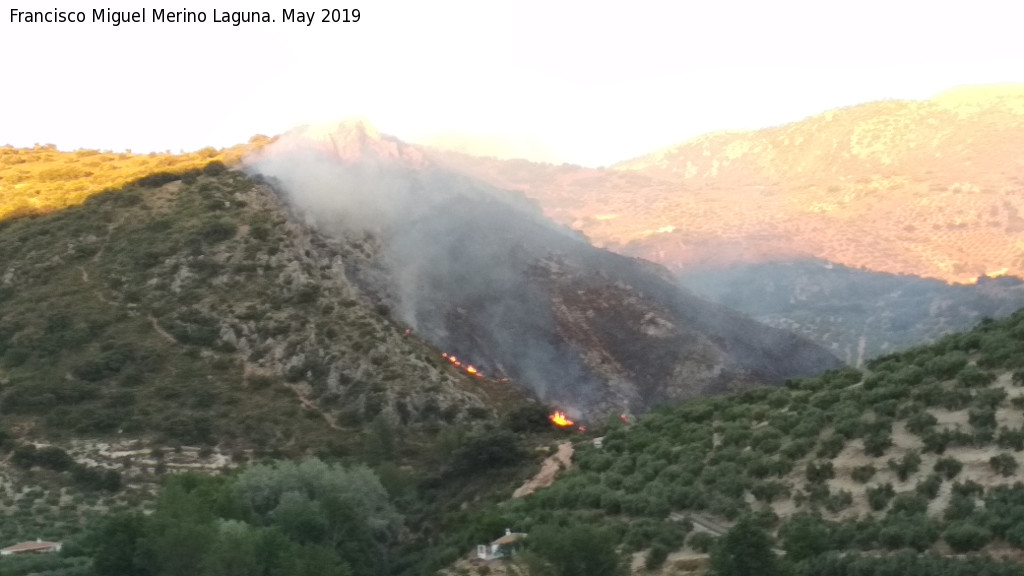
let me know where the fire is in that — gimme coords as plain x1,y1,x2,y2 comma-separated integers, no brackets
549,411,574,427
442,353,485,378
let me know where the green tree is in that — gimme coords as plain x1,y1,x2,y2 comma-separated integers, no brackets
529,523,625,576
780,513,830,562
709,517,781,576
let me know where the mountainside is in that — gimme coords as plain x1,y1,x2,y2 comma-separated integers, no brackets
678,259,1024,366
428,84,1024,283
442,308,1024,574
0,155,525,459
247,122,841,417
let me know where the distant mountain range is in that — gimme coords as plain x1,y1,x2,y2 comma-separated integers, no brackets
428,84,1024,284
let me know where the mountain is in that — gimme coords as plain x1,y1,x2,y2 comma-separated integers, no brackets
0,149,527,458
246,122,841,417
424,84,1024,361
678,259,1024,366
430,85,1024,283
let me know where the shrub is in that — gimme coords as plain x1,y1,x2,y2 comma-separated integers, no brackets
915,474,942,500
851,465,876,483
198,218,237,243
990,453,1018,477
943,522,992,552
816,434,846,459
688,531,716,553
933,455,962,477
866,484,895,511
806,461,835,484
887,450,922,482
863,431,892,457
957,365,995,388
905,411,938,435
645,543,670,570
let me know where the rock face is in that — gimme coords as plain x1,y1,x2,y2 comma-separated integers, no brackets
247,124,842,417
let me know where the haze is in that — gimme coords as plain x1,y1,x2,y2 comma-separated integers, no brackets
2,0,1023,166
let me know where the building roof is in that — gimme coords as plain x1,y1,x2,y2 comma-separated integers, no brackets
1,540,61,553
492,532,527,546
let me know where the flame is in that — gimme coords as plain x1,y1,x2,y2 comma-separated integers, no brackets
466,365,478,375
620,414,631,424
549,411,574,427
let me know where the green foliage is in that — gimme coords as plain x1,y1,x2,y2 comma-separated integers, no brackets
851,464,876,483
866,484,895,511
887,450,922,482
87,460,394,576
529,523,625,576
447,430,525,476
958,364,996,388
943,522,993,552
805,460,835,484
709,517,782,576
780,513,831,562
991,453,1019,477
688,531,717,553
863,430,892,457
797,551,1024,576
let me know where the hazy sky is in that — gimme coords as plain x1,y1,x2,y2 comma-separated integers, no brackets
3,0,1023,166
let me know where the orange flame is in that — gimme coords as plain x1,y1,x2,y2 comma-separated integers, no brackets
549,411,574,427
466,366,478,375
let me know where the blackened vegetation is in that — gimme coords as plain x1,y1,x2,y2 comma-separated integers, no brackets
250,126,841,417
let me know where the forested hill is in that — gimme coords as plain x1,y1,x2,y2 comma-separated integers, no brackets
431,308,1024,575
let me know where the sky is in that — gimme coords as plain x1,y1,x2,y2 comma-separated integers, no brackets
3,0,1024,166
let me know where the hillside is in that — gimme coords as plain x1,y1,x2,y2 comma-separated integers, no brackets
678,259,1024,366
445,307,1024,574
0,159,529,454
432,84,1024,284
246,122,841,417
0,153,551,568
424,84,1024,363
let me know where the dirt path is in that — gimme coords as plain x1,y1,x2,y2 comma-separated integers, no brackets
513,442,573,498
285,383,339,430
148,315,178,344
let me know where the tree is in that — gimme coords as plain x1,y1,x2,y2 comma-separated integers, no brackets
529,523,625,576
780,514,830,562
709,517,781,576
91,512,150,576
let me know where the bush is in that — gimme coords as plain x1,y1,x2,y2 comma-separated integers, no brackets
866,484,895,511
915,474,943,500
816,434,846,459
943,522,992,552
958,365,995,388
645,543,670,570
448,430,524,476
863,431,892,457
806,461,835,484
688,531,716,553
851,465,876,483
990,453,1018,477
198,218,237,243
887,450,922,482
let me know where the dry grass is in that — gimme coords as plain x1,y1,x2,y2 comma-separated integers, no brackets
0,140,266,222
